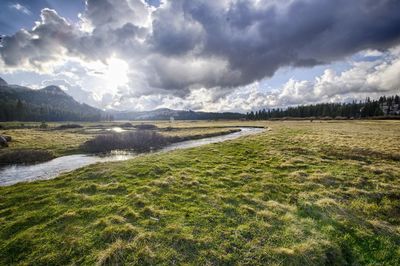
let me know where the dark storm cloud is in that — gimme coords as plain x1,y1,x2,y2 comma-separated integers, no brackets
148,0,400,89
1,0,400,96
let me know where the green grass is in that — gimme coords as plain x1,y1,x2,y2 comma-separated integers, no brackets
0,121,399,265
0,128,93,156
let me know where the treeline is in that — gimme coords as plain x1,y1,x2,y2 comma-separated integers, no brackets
173,110,244,120
111,109,244,121
247,95,400,120
0,99,106,121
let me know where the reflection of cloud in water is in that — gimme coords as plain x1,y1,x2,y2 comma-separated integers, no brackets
106,127,126,133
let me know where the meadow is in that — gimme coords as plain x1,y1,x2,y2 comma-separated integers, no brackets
0,120,399,265
0,121,248,164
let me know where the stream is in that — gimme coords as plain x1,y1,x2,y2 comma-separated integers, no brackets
0,127,264,186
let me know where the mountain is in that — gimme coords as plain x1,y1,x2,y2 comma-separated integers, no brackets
0,77,243,122
0,77,7,86
0,78,104,121
109,108,244,120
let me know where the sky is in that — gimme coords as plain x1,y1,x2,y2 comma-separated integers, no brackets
1,0,400,112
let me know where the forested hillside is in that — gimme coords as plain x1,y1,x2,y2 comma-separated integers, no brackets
247,95,400,120
0,78,104,121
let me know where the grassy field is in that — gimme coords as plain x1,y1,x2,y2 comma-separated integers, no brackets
0,128,93,156
0,120,399,265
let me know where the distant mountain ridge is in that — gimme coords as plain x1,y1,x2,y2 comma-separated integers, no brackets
0,78,104,121
40,85,68,96
109,108,244,120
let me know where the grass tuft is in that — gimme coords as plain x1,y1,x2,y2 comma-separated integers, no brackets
96,239,130,266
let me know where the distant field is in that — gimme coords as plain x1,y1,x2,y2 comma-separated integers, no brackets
0,120,399,265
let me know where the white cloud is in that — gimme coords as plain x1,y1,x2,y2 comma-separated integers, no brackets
240,47,400,111
9,3,31,15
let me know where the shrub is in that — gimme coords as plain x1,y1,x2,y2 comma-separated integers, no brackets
39,122,48,128
134,124,158,130
120,122,134,128
81,130,169,153
56,124,83,130
0,149,54,165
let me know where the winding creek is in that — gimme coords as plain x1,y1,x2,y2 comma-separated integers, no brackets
0,127,264,186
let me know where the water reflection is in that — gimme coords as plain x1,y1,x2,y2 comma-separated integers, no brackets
106,127,126,133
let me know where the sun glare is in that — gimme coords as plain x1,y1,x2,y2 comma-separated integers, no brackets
103,57,129,89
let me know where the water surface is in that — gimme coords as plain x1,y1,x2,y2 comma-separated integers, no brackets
0,127,264,186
